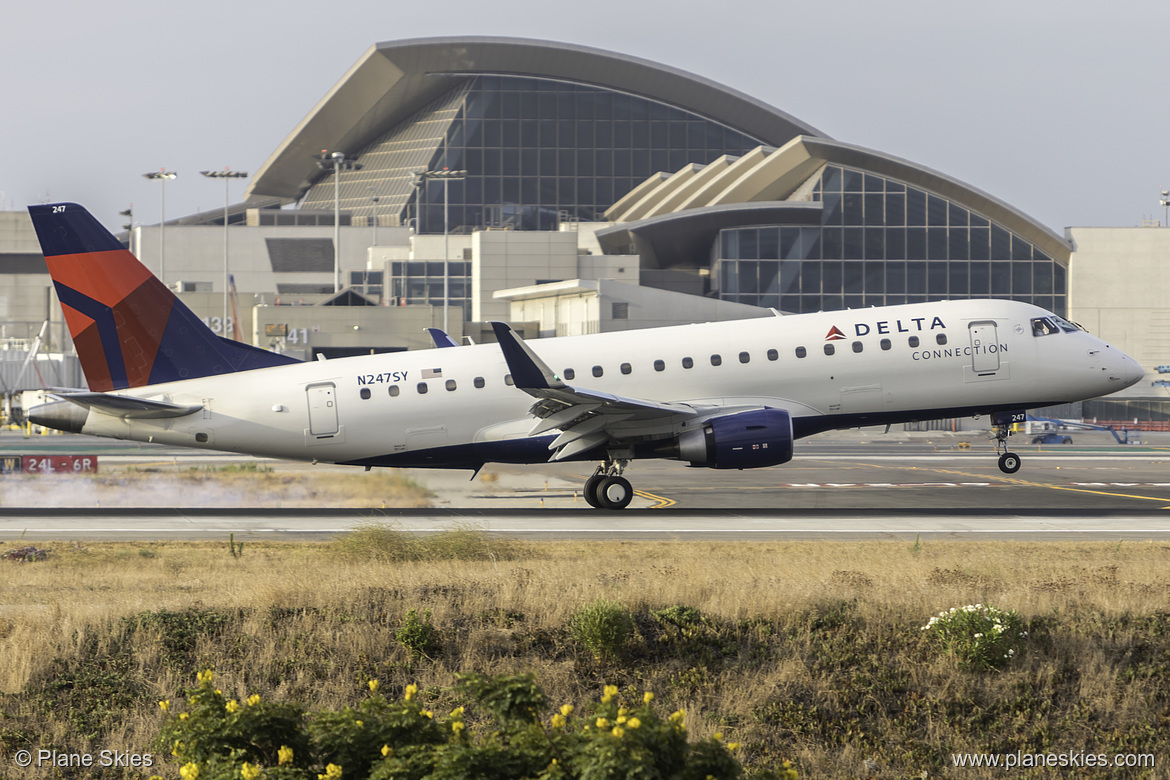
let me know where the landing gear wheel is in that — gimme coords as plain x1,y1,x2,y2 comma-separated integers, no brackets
597,476,634,510
583,474,605,508
998,452,1021,474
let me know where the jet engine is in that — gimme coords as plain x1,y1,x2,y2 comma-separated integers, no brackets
677,408,794,469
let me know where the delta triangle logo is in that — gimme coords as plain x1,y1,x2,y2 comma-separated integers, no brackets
825,326,846,341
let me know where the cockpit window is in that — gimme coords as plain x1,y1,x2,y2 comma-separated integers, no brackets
1031,317,1061,337
1053,315,1081,333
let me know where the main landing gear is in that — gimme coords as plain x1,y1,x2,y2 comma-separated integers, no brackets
582,459,634,510
992,423,1022,474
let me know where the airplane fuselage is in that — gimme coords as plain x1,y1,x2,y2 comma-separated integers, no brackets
40,299,1141,470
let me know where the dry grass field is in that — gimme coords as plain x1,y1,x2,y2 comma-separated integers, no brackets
0,532,1167,777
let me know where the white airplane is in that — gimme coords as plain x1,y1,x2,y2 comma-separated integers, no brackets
22,203,1143,509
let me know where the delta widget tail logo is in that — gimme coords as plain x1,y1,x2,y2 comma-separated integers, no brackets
825,325,846,341
27,203,298,392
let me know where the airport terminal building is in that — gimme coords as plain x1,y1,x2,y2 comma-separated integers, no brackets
2,36,1166,419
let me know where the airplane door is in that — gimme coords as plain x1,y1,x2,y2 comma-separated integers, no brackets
306,383,339,437
969,322,1000,374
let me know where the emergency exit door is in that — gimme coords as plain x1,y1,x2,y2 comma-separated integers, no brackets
306,383,339,437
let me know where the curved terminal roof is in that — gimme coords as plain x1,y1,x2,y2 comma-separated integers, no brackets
597,202,823,269
245,36,828,203
606,136,1072,263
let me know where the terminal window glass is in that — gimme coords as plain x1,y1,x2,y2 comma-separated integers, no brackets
720,165,1068,317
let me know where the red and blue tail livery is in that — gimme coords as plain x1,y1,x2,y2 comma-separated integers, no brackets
27,203,299,391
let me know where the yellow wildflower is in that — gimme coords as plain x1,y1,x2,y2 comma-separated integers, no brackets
560,704,574,717
278,746,294,766
713,732,723,742
215,690,222,695
727,742,741,751
452,720,465,734
196,670,213,685
171,741,183,758
617,715,627,724
618,707,628,717
611,726,625,738
669,709,685,724
643,691,654,704
381,745,393,758
179,713,189,721
422,710,433,719
780,759,798,779
319,763,343,780
225,700,239,714
601,684,618,703
627,717,641,729
596,717,609,728
550,713,566,729
159,699,170,711
355,720,363,728
179,763,199,780
247,694,261,707
450,706,465,718
368,679,380,692
404,684,418,702
241,763,260,780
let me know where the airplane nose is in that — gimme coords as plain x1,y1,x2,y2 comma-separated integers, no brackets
1124,356,1145,387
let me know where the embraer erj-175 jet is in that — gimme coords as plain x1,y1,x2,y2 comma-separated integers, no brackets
22,203,1143,509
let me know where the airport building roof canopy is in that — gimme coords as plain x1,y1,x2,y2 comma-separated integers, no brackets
596,202,824,269
245,36,829,204
605,136,1073,264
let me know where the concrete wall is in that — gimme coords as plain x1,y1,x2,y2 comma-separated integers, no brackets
1068,226,1170,373
130,224,412,294
502,278,769,337
471,231,582,322
252,303,455,359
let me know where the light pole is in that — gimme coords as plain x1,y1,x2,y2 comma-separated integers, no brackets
200,168,248,339
315,151,362,293
413,168,466,332
143,170,177,283
369,187,380,248
1161,188,1169,227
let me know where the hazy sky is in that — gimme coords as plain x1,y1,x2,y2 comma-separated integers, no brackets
4,0,1169,234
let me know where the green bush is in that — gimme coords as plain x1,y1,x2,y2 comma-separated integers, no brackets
569,599,635,663
154,671,759,779
921,603,1027,670
395,608,441,662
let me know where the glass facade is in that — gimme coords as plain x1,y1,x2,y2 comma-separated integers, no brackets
713,165,1067,316
303,76,765,232
387,261,472,321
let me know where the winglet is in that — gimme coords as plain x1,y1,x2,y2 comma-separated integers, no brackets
425,328,460,348
489,322,564,390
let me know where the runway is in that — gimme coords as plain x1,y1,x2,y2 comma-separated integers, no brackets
2,429,1169,540
1,506,1169,541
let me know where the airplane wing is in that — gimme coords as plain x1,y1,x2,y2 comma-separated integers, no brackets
49,389,202,419
490,322,708,460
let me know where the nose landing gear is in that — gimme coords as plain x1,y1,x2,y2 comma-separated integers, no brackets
992,423,1021,474
582,459,634,510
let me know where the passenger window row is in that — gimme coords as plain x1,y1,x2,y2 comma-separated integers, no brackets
358,333,948,400
795,333,947,358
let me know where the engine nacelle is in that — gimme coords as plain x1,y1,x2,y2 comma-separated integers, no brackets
677,408,794,469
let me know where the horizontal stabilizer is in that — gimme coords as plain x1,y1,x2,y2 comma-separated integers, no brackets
56,391,202,419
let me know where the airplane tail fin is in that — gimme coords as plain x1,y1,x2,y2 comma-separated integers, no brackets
27,202,300,392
